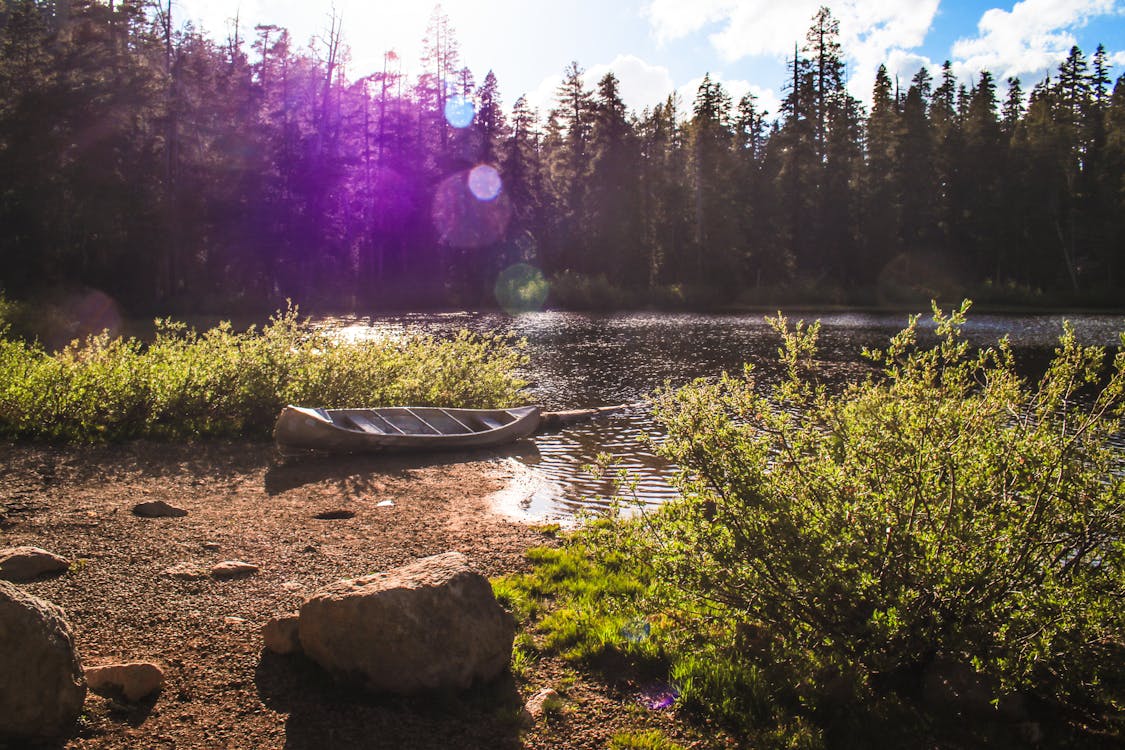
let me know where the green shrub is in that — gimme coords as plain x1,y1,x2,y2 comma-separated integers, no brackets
512,302,1123,744
0,304,528,441
643,301,1124,716
0,292,13,335
547,271,640,310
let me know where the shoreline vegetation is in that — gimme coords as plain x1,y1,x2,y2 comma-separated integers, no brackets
497,302,1125,748
2,293,1122,747
0,300,528,442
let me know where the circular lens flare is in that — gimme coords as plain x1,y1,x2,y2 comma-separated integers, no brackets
432,171,512,249
468,164,502,202
444,95,475,128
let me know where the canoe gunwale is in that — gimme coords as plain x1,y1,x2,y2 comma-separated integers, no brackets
273,404,540,453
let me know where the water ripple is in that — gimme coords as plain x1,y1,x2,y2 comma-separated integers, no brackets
315,310,1124,521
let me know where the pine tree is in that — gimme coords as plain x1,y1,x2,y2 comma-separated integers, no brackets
502,94,543,246
686,74,741,291
865,64,900,277
774,42,816,279
584,72,641,285
475,70,505,164
637,95,691,288
896,67,937,253
962,71,1005,281
1002,77,1024,137
543,61,594,273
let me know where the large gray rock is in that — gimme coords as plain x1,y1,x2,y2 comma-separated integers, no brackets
0,581,86,740
298,552,515,693
0,546,70,581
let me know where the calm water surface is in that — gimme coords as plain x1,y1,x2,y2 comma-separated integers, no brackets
316,311,1125,521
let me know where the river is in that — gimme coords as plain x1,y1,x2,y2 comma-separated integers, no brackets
313,310,1125,522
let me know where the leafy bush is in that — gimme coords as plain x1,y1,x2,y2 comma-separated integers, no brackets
0,304,528,441
511,302,1124,744
0,292,13,335
643,302,1124,720
547,271,641,310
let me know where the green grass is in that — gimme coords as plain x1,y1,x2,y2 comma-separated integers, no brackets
0,302,528,441
608,730,685,750
493,542,657,663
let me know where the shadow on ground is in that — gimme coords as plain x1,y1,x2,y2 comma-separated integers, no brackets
255,651,525,750
263,441,540,496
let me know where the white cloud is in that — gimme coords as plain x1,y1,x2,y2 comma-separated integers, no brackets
951,0,1118,83
646,0,739,44
586,55,677,112
645,0,939,104
1112,50,1125,66
526,73,564,115
677,75,781,121
528,56,677,115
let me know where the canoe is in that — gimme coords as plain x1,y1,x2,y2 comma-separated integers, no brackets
273,404,541,453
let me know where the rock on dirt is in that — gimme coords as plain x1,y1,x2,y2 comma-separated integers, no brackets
0,581,86,740
85,661,164,702
132,500,188,518
162,562,204,579
262,613,301,655
211,561,259,579
0,545,70,582
524,688,562,721
313,509,355,520
298,551,515,693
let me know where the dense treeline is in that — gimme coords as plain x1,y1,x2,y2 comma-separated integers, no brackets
1,1,1123,312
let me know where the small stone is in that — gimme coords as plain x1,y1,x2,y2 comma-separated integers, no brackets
201,542,221,552
163,563,204,580
314,509,355,520
262,614,301,655
0,546,70,582
132,501,187,518
85,662,163,703
376,500,395,508
211,561,259,579
281,581,303,592
223,616,247,626
524,688,562,721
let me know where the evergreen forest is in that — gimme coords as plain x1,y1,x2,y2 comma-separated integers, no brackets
1,1,1123,313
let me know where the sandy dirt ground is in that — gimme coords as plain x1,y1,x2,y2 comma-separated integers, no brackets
0,441,700,750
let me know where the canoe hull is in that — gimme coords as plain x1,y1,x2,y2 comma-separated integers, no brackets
273,405,540,454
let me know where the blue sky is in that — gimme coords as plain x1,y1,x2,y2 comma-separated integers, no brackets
176,0,1125,119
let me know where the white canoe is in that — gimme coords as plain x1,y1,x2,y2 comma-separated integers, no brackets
273,405,540,453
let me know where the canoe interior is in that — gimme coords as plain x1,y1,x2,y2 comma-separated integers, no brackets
328,406,525,436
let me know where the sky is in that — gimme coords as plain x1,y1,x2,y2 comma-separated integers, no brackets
175,0,1125,120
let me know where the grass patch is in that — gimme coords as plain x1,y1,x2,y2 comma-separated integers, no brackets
0,302,528,441
494,542,657,663
608,730,685,750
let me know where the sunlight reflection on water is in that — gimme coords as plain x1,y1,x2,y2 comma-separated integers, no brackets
315,310,1125,521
